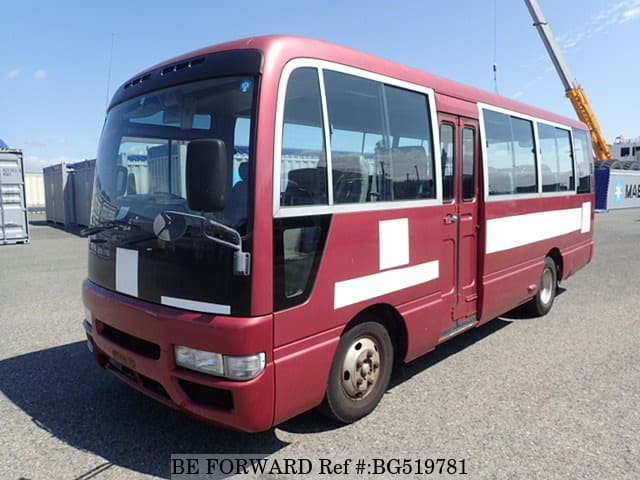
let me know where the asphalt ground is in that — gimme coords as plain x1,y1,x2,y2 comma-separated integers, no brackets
0,210,638,480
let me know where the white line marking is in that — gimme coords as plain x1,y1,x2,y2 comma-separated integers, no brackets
115,248,138,297
161,296,231,315
486,205,590,254
581,201,591,233
334,261,439,309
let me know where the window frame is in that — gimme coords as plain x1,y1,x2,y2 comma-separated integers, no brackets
536,121,575,195
462,126,476,202
274,58,441,218
439,121,456,204
573,128,594,194
479,103,583,202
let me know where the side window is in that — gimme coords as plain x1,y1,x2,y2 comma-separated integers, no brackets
233,117,250,184
280,68,328,206
323,71,382,204
538,123,575,192
274,215,331,311
484,109,537,195
573,129,593,193
226,117,251,226
440,123,455,203
511,116,537,193
283,226,321,298
383,84,435,201
462,127,476,201
555,129,574,191
323,70,435,203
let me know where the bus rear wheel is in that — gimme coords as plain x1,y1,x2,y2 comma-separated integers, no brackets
527,256,557,316
320,320,393,424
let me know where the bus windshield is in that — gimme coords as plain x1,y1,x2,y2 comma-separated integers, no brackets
88,75,256,314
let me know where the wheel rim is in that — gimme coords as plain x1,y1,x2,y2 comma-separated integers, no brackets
540,267,554,305
341,337,381,400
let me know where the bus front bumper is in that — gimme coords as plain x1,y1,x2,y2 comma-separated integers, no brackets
82,279,275,432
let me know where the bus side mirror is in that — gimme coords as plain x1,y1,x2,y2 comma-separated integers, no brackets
187,139,228,212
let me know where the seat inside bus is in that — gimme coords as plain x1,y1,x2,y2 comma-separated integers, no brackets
332,153,369,203
284,167,327,205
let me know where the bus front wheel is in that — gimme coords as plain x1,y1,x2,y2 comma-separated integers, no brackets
527,256,557,316
320,319,393,424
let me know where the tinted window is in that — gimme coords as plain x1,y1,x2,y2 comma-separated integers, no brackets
538,123,575,192
440,123,455,203
280,68,328,206
323,72,382,204
484,109,537,195
462,127,476,201
324,70,435,203
573,129,593,193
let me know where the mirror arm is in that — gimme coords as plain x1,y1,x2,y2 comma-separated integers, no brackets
163,210,251,276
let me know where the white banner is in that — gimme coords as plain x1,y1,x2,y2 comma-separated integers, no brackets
606,170,640,210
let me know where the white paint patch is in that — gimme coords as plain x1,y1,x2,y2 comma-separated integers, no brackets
581,202,591,233
379,218,410,270
486,207,585,254
161,296,231,315
334,261,439,309
115,248,138,297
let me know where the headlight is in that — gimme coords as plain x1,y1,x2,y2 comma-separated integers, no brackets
174,345,265,381
224,353,266,381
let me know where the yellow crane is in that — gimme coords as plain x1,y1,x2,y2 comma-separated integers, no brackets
523,0,613,161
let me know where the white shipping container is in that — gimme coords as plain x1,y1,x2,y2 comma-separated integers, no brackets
24,172,45,209
0,148,29,244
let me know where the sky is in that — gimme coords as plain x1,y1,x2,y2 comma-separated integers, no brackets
1,0,639,172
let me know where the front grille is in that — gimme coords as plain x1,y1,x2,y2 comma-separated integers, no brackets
179,379,233,410
140,374,170,399
108,358,136,380
101,323,161,359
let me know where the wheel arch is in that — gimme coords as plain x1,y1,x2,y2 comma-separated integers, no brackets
343,303,408,370
547,247,563,283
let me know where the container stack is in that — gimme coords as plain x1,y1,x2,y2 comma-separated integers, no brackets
0,148,29,245
43,159,96,227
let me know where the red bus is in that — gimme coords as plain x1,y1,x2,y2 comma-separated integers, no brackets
82,35,594,432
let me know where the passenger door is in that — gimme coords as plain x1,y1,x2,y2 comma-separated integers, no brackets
439,115,480,338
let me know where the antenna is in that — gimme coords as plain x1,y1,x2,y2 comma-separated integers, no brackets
105,33,115,112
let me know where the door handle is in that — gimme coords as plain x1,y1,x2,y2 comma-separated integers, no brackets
444,214,459,224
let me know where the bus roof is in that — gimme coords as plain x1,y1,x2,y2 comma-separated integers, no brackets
131,35,586,131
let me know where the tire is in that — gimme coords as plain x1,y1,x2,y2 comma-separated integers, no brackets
526,256,557,316
320,319,393,423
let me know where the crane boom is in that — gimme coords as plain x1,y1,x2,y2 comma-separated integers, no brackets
523,0,613,160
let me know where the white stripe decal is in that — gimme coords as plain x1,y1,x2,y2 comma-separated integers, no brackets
581,201,591,233
486,203,591,254
379,218,410,270
334,261,439,310
115,248,138,297
161,296,231,315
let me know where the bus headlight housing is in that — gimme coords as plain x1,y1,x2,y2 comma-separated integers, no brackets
175,345,265,381
224,353,266,381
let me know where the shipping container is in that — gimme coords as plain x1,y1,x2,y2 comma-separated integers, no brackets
0,149,29,244
147,143,187,197
24,172,46,210
43,163,75,225
68,159,95,226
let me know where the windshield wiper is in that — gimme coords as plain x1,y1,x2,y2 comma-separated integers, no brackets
80,220,138,236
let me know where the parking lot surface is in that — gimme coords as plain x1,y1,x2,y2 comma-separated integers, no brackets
1,210,638,479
